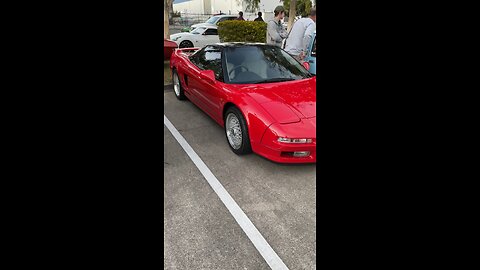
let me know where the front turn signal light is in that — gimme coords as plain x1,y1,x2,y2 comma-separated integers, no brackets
277,137,313,143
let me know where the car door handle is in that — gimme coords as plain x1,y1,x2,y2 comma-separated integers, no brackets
309,60,314,63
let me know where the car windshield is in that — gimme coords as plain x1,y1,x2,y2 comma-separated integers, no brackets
206,16,219,24
224,45,313,84
190,27,206,34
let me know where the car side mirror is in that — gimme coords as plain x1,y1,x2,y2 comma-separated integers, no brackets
200,70,216,84
302,62,310,70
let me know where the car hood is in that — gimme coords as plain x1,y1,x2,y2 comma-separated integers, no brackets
170,33,192,39
239,78,316,123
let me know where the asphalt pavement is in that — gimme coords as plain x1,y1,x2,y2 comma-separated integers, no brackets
164,88,316,269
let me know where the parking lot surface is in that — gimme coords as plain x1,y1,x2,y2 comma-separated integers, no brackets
164,88,316,269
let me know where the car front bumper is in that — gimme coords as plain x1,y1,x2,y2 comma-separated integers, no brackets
254,142,316,163
254,119,316,164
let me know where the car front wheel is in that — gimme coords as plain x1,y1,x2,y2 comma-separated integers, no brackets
224,107,252,155
172,69,186,100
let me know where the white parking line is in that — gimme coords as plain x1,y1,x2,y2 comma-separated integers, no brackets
164,114,289,270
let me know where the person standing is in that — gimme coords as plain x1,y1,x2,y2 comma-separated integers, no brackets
267,6,288,47
284,7,316,61
254,12,264,22
237,11,245,21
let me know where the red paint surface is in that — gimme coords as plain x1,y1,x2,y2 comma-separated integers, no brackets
170,49,316,163
164,39,178,60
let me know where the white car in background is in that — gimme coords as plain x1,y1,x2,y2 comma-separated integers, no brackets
190,15,237,30
169,26,220,48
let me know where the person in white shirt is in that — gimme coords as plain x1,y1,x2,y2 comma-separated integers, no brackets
284,7,316,61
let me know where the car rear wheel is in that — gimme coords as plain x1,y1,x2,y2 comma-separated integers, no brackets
172,69,186,100
225,107,252,155
179,40,193,48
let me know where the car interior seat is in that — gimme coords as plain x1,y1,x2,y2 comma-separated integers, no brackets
225,51,246,80
243,50,267,79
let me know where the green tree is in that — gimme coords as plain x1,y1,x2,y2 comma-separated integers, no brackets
286,0,297,32
282,0,313,18
164,0,170,39
240,0,314,30
235,0,261,12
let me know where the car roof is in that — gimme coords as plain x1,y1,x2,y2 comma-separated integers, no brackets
194,25,218,29
210,42,278,48
212,15,237,18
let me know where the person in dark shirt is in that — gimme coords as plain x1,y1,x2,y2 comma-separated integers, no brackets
237,11,245,21
254,12,264,22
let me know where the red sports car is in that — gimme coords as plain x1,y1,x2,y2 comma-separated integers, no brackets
170,43,316,163
164,39,178,60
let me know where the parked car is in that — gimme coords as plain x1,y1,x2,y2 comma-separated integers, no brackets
170,43,316,163
164,39,178,60
190,15,237,31
169,26,220,48
303,31,316,74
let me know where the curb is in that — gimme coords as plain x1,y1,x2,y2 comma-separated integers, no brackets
164,84,173,91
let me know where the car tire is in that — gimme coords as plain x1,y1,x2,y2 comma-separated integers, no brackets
172,69,186,100
179,40,194,48
224,107,252,155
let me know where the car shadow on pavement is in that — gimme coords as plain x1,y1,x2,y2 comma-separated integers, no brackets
253,153,317,167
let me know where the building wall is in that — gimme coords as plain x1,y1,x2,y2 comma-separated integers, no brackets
173,0,205,14
209,0,243,15
173,0,243,15
203,0,211,14
257,0,315,13
172,0,309,16
258,0,282,13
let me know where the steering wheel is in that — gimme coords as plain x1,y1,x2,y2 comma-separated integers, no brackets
229,65,249,77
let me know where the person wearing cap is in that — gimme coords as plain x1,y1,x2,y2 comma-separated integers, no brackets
266,6,288,47
254,12,264,22
284,7,316,61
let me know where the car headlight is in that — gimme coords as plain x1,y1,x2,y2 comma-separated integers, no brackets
277,137,313,143
171,36,181,41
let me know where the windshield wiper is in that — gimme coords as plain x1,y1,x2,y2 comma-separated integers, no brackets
252,78,296,84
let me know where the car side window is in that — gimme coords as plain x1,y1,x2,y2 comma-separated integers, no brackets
204,29,218,35
217,17,235,23
192,46,224,81
189,48,206,67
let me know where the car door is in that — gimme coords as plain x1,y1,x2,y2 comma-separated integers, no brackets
200,28,220,47
184,48,210,112
215,16,234,25
189,46,224,120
